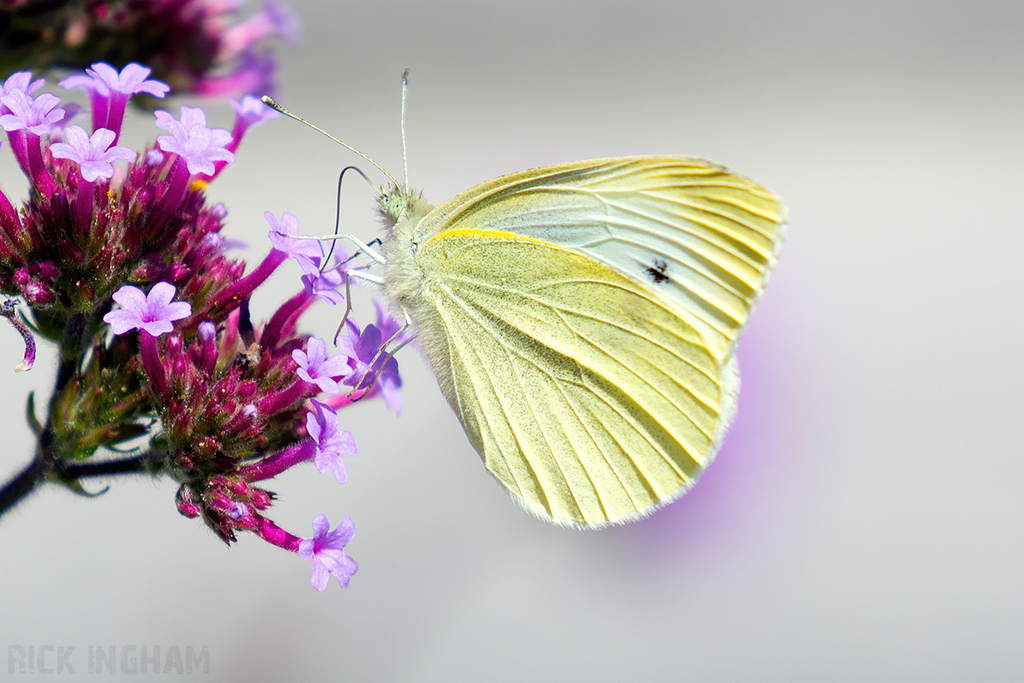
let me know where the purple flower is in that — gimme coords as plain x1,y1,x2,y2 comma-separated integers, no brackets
336,319,402,413
103,282,192,336
0,90,65,135
306,399,356,484
373,299,412,347
1,299,36,372
297,514,357,591
0,72,45,104
194,50,276,100
60,62,170,99
292,337,351,394
231,95,279,128
155,106,235,176
49,126,137,182
296,255,346,306
61,62,170,139
266,211,322,260
220,1,302,59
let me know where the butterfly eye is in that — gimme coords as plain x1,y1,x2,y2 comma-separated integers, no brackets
388,194,406,220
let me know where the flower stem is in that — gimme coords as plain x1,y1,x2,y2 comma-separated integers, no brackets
0,455,48,516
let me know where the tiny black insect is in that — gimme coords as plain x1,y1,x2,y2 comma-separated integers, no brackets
645,259,670,284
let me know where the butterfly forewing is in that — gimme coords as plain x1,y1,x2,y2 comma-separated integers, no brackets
417,156,786,362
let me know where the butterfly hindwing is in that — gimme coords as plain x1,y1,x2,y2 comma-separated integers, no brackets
410,229,736,527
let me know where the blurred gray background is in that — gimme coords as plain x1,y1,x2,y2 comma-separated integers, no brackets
1,1,1021,681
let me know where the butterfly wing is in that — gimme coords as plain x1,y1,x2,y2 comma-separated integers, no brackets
398,156,783,527
407,229,734,527
416,156,786,363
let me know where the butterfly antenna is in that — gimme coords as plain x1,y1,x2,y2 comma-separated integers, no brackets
400,69,410,193
261,96,400,192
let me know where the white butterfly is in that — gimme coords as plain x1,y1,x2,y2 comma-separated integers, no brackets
264,88,785,528
376,155,785,527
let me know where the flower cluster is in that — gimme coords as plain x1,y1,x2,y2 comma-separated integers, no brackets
0,63,403,591
0,0,300,101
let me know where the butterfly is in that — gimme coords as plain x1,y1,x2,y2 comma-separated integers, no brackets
375,155,785,528
262,89,785,528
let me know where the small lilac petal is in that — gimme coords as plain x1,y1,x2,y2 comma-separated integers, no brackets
50,125,136,182
266,211,322,260
2,72,45,98
111,63,170,97
103,308,147,336
231,95,279,128
103,283,192,336
110,284,147,310
154,105,235,175
296,257,345,306
306,400,356,484
0,90,65,134
298,514,357,591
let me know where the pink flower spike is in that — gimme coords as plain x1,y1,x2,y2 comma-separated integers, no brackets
306,399,356,484
50,126,137,182
0,90,65,135
103,282,192,336
298,514,357,591
292,337,351,394
155,106,235,176
266,211,322,260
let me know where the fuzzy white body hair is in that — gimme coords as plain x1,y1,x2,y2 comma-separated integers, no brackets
376,187,463,413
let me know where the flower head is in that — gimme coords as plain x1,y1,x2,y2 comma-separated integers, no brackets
103,283,192,336
298,514,357,591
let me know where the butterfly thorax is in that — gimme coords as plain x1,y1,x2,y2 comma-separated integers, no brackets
378,185,435,314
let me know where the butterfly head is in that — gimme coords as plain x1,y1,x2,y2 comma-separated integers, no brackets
378,185,431,231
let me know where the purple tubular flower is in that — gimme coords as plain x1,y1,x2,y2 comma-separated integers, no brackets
103,282,192,336
220,0,302,60
336,319,402,413
0,89,65,135
1,299,36,372
60,62,169,141
0,72,44,107
0,89,64,189
232,95,279,130
266,211,322,261
194,50,278,100
306,399,356,484
155,105,235,177
292,337,351,394
225,95,278,156
296,256,346,306
49,126,137,182
298,514,357,591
